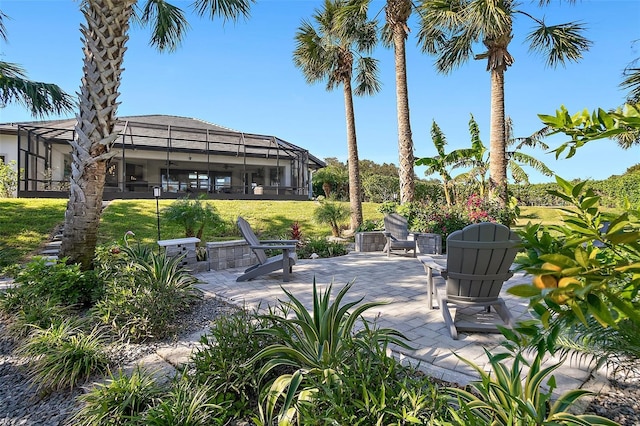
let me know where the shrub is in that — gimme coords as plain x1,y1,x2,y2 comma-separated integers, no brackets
2,299,69,340
298,326,449,424
509,176,640,370
143,376,227,426
438,348,618,425
93,250,200,342
355,218,383,232
297,236,349,259
72,366,163,425
162,196,224,241
252,279,410,424
191,307,278,420
4,257,103,309
17,319,109,393
312,201,350,236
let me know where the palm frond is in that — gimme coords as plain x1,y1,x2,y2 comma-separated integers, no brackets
435,29,476,73
354,56,381,96
0,11,8,42
509,161,529,184
621,66,640,103
192,0,254,22
138,0,189,52
510,151,554,176
416,0,465,54
526,20,592,67
0,61,75,118
464,0,511,39
430,120,448,157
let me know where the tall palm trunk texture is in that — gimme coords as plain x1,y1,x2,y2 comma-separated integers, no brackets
387,0,414,204
343,77,363,231
489,67,508,206
60,0,135,269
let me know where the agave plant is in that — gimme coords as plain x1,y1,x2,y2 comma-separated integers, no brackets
438,348,619,426
252,278,409,377
251,278,410,425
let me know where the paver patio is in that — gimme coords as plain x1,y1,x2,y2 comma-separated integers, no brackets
194,251,595,395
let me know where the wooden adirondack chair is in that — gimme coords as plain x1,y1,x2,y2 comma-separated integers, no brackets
421,222,520,339
236,217,298,282
383,213,417,257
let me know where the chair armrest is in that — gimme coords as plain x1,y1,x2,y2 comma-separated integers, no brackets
260,239,299,244
418,255,447,273
250,244,297,251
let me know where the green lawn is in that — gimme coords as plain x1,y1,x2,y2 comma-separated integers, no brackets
1,198,585,267
0,198,384,265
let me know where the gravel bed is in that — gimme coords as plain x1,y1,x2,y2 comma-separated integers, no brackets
2,294,639,426
0,295,235,426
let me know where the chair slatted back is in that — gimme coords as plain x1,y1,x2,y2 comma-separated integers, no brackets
237,217,268,264
445,222,520,302
384,213,410,241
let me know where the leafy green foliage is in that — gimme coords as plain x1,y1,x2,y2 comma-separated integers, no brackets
0,159,19,198
142,376,227,426
17,319,109,393
191,307,278,419
510,176,640,364
312,201,350,237
1,298,69,340
296,236,349,259
3,257,103,309
251,279,410,423
72,366,162,426
298,326,449,424
438,348,618,426
93,248,200,342
540,103,640,157
253,279,408,376
162,196,224,241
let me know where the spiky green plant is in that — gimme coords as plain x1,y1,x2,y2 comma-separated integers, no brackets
17,319,109,393
253,278,409,376
143,376,227,426
312,201,350,237
438,349,619,426
93,250,200,341
72,366,163,426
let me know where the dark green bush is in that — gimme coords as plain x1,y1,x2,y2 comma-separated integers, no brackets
93,249,200,342
72,366,163,425
297,236,349,259
191,308,278,420
2,257,103,310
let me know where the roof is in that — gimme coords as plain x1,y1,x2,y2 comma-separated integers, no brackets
0,114,326,168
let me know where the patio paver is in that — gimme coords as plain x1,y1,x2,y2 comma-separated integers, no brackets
194,251,595,395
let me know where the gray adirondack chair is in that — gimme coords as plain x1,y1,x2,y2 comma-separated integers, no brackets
236,217,298,282
421,222,520,339
383,213,417,257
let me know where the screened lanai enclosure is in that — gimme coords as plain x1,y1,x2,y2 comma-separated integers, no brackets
13,115,325,200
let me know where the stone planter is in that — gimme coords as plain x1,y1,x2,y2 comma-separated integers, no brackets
411,233,442,255
206,240,257,271
354,231,386,252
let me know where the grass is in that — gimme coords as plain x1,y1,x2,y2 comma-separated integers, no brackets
2,198,600,267
0,198,384,264
0,199,68,264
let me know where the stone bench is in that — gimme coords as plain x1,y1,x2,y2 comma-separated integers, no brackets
206,240,257,271
157,237,200,268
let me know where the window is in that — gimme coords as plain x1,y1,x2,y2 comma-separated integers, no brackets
0,155,5,164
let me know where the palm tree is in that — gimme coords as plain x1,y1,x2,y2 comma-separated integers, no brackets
417,0,591,205
347,0,416,204
60,0,254,269
415,120,477,206
294,0,380,231
0,11,74,117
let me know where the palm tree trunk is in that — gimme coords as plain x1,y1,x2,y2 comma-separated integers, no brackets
59,0,135,269
489,68,508,206
388,0,414,205
343,78,363,231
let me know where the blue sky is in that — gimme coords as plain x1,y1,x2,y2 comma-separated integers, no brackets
1,0,639,184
